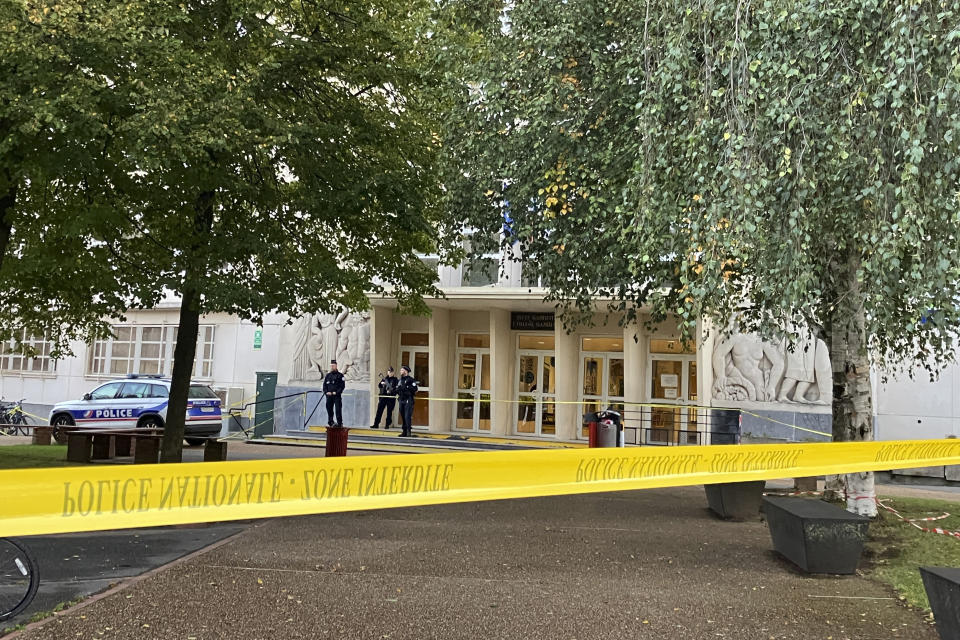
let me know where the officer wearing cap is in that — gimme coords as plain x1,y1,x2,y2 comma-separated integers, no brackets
396,364,419,437
371,366,399,429
323,359,346,427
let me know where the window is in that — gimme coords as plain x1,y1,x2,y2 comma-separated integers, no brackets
91,382,124,400
149,384,169,398
463,257,498,287
650,339,695,355
518,335,554,350
0,331,57,373
88,325,216,379
188,385,219,399
119,382,150,399
400,332,429,347
458,334,490,348
581,337,623,352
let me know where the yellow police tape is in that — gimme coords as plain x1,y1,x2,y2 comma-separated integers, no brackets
2,439,959,537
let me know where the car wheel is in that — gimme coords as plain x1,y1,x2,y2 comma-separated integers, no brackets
138,415,163,430
51,414,75,444
185,438,206,447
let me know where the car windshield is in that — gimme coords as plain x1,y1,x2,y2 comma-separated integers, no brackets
188,385,219,399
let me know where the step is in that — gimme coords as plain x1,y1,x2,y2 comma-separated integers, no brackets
304,426,586,449
284,430,535,452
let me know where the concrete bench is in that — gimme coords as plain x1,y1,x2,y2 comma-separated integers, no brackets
763,496,870,574
704,481,765,520
920,567,960,640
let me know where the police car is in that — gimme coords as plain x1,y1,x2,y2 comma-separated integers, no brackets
49,375,222,445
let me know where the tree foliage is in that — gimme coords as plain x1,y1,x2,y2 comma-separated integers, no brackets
437,0,960,514
96,0,447,460
4,0,449,460
439,0,960,365
1,0,138,353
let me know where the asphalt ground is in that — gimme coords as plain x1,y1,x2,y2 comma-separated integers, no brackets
3,524,246,631
9,486,943,640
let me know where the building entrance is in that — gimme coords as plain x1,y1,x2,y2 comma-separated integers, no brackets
647,339,698,444
454,334,491,431
515,335,555,436
579,337,625,438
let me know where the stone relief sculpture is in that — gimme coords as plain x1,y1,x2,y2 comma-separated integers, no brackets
288,309,371,383
712,325,831,405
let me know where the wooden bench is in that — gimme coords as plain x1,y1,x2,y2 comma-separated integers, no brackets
920,567,960,640
67,429,164,464
65,429,227,464
763,496,870,574
31,425,54,446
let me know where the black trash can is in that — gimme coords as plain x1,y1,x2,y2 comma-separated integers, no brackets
711,409,741,445
595,409,623,448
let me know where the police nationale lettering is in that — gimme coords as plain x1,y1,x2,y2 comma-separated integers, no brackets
61,463,455,520
574,449,803,483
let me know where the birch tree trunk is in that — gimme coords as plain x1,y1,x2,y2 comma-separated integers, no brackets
825,253,877,517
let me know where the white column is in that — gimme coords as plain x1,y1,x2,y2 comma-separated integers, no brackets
429,308,452,433
623,324,647,408
554,320,579,441
370,306,394,423
489,309,512,435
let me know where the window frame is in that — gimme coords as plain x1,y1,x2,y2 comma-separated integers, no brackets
0,331,58,376
86,325,216,381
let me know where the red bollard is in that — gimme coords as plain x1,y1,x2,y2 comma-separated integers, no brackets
587,419,599,448
325,426,349,457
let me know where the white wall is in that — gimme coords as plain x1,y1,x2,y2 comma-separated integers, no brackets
0,309,286,415
874,363,960,441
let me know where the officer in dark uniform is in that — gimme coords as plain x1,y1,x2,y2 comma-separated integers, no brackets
396,364,419,437
323,359,346,427
371,366,399,429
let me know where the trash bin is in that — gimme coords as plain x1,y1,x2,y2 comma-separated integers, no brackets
583,412,599,447
711,409,741,445
325,426,349,457
595,409,623,448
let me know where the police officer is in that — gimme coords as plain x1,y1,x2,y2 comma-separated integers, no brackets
371,366,399,429
323,359,346,427
396,364,419,437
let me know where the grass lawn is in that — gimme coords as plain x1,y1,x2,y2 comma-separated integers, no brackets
865,496,960,610
0,444,74,469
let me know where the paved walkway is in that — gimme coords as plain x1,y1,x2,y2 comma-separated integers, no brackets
12,486,940,640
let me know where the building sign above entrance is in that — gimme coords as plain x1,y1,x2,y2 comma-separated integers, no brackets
511,312,555,331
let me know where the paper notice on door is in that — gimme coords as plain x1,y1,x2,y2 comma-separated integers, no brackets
660,374,679,388
663,388,678,399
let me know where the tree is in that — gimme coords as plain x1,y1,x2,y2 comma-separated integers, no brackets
437,0,960,515
92,0,447,462
1,0,143,354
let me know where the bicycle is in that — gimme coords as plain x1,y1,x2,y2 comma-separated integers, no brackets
0,400,31,436
0,538,39,621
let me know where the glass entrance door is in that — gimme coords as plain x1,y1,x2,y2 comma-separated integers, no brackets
455,350,491,431
648,356,698,444
399,332,430,427
516,352,556,435
579,353,625,438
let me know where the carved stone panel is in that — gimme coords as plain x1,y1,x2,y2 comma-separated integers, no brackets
712,328,831,406
288,309,371,383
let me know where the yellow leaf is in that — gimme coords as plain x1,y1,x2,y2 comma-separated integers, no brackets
723,132,731,141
